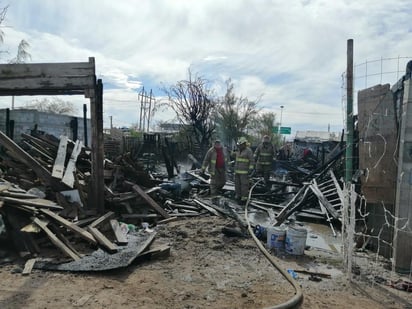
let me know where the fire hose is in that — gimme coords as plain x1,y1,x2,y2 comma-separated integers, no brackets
244,179,303,309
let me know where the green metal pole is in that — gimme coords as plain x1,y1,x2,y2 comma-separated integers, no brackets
345,39,354,184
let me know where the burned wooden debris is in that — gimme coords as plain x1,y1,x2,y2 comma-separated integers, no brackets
0,129,347,273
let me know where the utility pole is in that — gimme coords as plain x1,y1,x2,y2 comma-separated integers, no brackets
280,105,284,127
278,105,284,143
345,39,354,184
138,87,155,132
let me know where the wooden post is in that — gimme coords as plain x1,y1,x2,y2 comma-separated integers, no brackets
83,104,88,147
345,39,354,184
90,78,105,213
5,108,10,137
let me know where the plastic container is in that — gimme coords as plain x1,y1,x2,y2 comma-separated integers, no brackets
254,224,267,240
285,226,307,255
266,226,286,250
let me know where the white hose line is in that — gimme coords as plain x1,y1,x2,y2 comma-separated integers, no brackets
244,179,304,309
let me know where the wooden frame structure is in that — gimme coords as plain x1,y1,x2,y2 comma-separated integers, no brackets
0,57,104,213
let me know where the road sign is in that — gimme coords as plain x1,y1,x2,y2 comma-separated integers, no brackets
280,127,291,134
272,126,279,133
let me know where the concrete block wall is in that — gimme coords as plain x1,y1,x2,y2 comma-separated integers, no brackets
0,109,91,144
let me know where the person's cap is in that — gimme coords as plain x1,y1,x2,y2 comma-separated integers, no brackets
237,137,248,145
214,139,221,143
263,135,270,140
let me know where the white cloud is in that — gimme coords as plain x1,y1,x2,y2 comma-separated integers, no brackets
1,0,411,135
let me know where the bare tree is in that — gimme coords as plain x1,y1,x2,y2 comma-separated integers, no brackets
161,69,217,157
25,98,78,115
8,39,31,63
216,79,259,149
0,5,31,64
0,5,7,44
249,111,282,147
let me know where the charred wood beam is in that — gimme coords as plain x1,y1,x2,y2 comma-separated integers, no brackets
22,141,54,163
0,196,63,210
129,183,170,219
87,226,118,253
302,147,345,182
39,208,96,244
0,130,55,189
33,217,81,261
274,184,311,226
89,211,115,228
21,133,58,156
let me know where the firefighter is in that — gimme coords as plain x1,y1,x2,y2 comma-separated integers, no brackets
234,137,254,205
254,135,275,187
201,139,228,195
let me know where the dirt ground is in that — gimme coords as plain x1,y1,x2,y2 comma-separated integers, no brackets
0,215,411,309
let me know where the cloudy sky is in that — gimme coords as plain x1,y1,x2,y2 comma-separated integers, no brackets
0,0,411,137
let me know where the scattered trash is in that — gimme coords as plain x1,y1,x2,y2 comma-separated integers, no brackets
287,269,298,279
254,224,267,240
142,222,154,233
389,279,412,292
308,274,322,282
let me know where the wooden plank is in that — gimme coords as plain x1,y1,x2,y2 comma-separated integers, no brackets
22,258,37,276
49,223,83,258
120,214,160,219
157,217,179,225
5,203,38,214
21,133,57,156
33,218,80,261
62,140,83,188
89,211,115,228
87,226,118,253
0,60,95,94
0,76,95,93
28,132,60,149
110,219,128,245
164,200,200,211
185,171,209,184
39,209,96,244
0,191,43,199
0,131,53,187
192,199,221,216
0,196,63,210
0,60,95,78
131,184,170,219
138,244,171,259
22,141,54,162
112,193,137,203
52,135,68,179
73,216,99,227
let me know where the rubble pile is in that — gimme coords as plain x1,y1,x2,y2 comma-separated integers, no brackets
0,130,347,273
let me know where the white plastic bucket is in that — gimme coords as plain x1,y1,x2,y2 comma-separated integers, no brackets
266,226,286,250
285,226,307,255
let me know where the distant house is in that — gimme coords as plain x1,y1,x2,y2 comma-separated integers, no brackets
294,130,342,143
293,130,343,164
158,123,185,133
